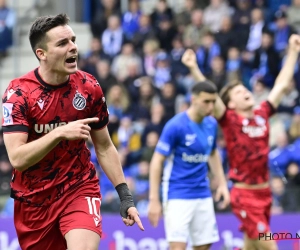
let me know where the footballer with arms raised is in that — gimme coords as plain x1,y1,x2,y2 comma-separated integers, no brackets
181,34,300,250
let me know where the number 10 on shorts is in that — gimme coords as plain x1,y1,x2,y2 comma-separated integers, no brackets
85,197,101,227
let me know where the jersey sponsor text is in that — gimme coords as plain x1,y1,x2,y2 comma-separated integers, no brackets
34,122,68,133
182,152,209,163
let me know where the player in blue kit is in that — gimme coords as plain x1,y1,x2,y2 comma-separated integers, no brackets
148,82,230,250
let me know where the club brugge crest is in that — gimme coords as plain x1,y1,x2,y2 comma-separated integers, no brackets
73,92,86,110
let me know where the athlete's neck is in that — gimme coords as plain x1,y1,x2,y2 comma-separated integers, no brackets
186,108,204,123
235,108,254,119
38,67,69,85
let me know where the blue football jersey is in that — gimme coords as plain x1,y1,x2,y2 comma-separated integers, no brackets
155,111,218,201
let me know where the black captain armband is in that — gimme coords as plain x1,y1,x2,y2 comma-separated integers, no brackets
115,183,135,218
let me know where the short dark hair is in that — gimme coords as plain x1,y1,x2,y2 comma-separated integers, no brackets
219,80,243,107
191,80,217,95
29,13,70,59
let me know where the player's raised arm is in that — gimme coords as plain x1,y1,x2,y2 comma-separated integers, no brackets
148,152,166,227
181,49,226,120
268,34,300,109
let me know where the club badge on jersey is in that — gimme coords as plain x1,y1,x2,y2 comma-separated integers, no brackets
73,91,86,110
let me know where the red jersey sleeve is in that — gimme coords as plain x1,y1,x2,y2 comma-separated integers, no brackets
89,77,109,130
2,81,29,133
259,101,276,118
218,108,235,128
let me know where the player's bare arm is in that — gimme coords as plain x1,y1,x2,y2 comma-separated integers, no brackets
148,152,165,227
3,117,99,172
208,149,230,209
181,49,226,119
90,127,144,231
268,34,300,109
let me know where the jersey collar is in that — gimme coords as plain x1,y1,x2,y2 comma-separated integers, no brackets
34,68,70,89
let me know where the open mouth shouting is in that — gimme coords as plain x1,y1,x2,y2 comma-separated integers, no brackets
65,55,77,67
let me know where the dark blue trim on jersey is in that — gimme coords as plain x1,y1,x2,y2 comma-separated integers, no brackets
266,100,276,114
3,125,28,133
90,117,109,130
34,68,70,89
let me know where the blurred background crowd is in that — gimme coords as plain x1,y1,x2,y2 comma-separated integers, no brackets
1,0,300,217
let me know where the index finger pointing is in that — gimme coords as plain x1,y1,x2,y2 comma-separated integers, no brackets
81,117,99,124
134,214,145,231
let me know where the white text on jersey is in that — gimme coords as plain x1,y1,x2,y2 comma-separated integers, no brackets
182,152,209,163
35,122,68,133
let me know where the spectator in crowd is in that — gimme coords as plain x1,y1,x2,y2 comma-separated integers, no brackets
123,62,144,98
282,162,300,212
277,78,300,129
226,47,242,82
196,31,221,75
215,16,238,60
141,103,165,146
232,0,252,50
270,177,285,214
106,85,130,135
131,14,156,55
156,82,177,122
95,59,118,95
271,163,300,213
153,51,172,89
175,0,195,34
0,156,11,200
289,106,300,141
183,9,210,48
170,36,189,82
207,56,227,92
129,160,150,215
270,10,297,56
111,42,142,82
252,77,270,106
155,15,178,53
85,37,110,61
267,0,292,14
287,0,300,33
101,14,125,58
0,0,15,58
203,0,231,33
269,131,291,177
246,8,266,52
140,130,160,163
90,0,121,38
112,115,141,154
122,0,141,41
129,77,154,122
252,30,280,88
142,39,160,77
254,0,272,23
79,37,109,76
150,0,173,31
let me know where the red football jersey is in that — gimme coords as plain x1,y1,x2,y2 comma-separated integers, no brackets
219,101,275,184
2,68,109,206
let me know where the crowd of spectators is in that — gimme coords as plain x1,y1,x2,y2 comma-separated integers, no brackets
0,0,15,61
1,0,300,217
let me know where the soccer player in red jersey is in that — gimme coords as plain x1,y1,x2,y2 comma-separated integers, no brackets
182,35,300,250
1,14,144,250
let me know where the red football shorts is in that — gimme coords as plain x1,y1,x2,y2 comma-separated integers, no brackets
14,178,102,250
230,186,272,239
